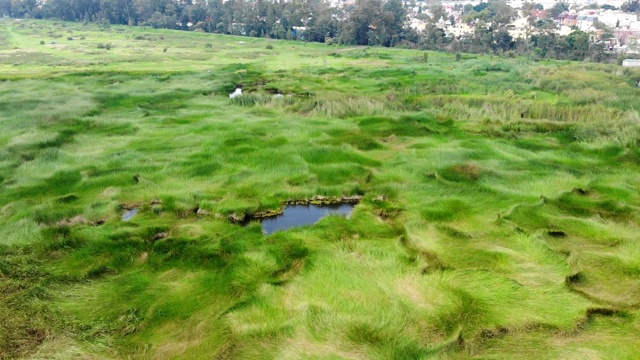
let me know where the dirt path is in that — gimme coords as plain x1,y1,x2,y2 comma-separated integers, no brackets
1,21,21,47
0,21,14,48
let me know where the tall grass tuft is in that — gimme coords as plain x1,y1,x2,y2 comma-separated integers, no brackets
294,95,394,118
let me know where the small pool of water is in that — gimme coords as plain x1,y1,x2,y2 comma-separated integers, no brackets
258,203,355,235
122,208,139,221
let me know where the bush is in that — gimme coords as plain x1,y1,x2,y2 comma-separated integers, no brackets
163,48,168,52
455,53,462,61
294,96,389,118
503,89,515,98
205,43,213,48
39,40,44,45
265,44,274,50
67,36,73,41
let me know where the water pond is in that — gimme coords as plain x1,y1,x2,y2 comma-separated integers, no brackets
254,203,355,235
122,208,139,221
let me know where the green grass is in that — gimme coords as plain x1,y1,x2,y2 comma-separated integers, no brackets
1,19,640,360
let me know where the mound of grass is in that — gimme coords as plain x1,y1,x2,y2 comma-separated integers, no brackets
438,163,483,182
421,199,471,221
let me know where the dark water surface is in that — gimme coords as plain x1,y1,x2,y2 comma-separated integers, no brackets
260,203,355,235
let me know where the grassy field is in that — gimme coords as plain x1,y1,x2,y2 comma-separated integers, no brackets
1,18,640,359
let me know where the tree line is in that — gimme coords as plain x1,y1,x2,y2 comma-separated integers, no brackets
1,0,411,46
0,0,632,62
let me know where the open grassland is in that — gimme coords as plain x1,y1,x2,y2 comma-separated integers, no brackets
1,19,640,360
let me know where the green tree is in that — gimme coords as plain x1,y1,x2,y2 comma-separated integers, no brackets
207,0,225,32
383,0,406,36
347,0,383,45
487,0,516,25
305,0,339,42
548,2,569,19
43,0,74,20
100,0,136,25
419,22,446,49
429,4,446,23
10,0,30,17
620,0,639,12
493,28,513,51
147,10,175,28
566,30,589,60
0,0,12,17
186,1,207,25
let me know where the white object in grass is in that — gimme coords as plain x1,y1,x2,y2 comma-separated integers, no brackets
230,88,243,99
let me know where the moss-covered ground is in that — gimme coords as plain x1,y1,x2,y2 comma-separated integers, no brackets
1,19,640,359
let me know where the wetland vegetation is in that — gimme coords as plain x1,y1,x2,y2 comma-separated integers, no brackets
1,19,640,359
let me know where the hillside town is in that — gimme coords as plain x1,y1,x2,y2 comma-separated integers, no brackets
401,0,640,54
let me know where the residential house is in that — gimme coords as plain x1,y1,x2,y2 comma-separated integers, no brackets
558,13,577,27
530,9,547,21
615,29,640,46
576,15,598,32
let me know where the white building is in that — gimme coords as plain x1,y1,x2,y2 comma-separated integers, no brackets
598,11,639,30
508,17,530,39
622,59,640,67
